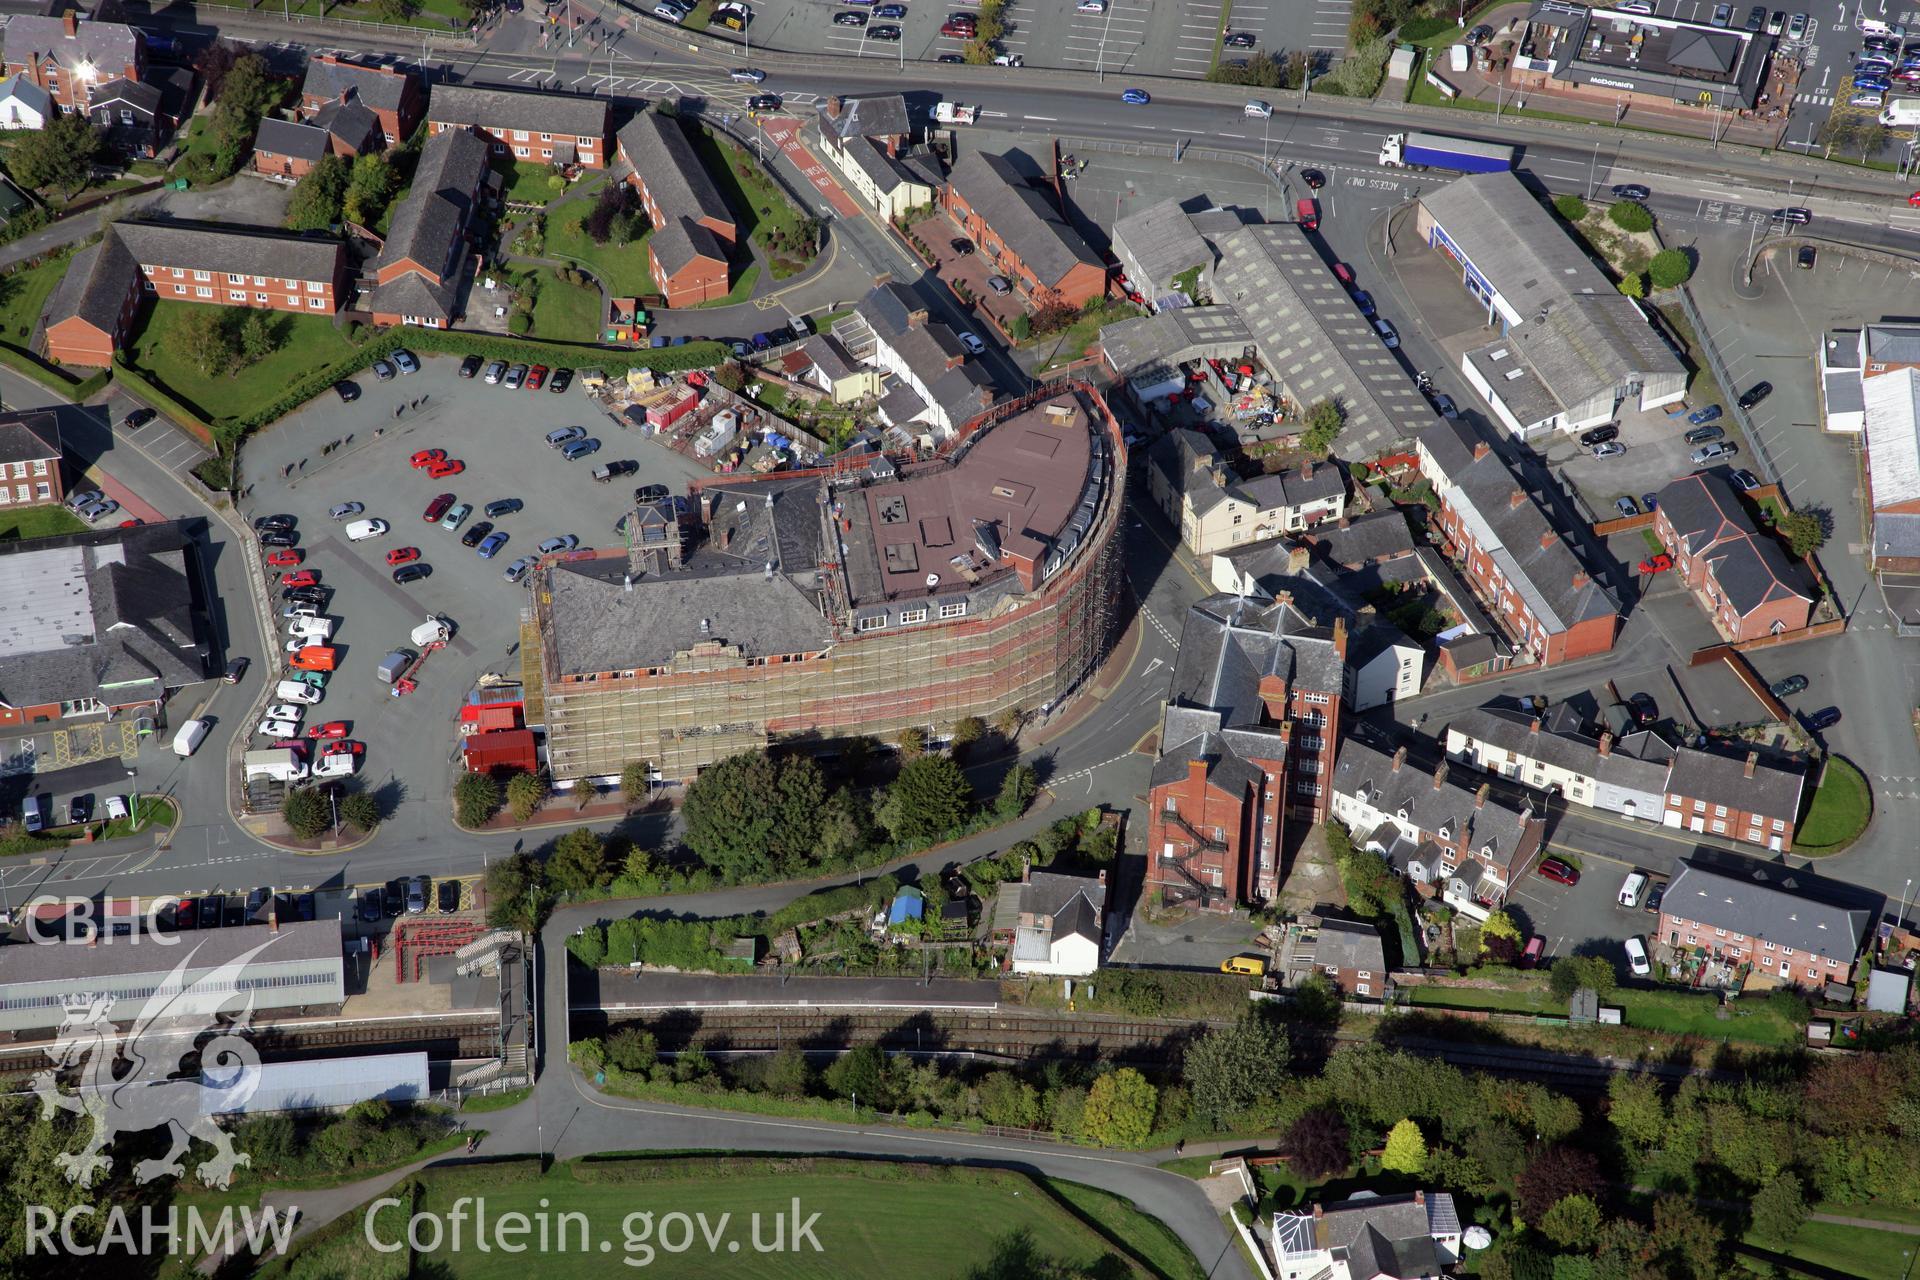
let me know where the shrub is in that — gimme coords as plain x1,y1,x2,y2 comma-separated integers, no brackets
1608,200,1654,232
1648,247,1694,289
454,771,501,827
1552,193,1588,222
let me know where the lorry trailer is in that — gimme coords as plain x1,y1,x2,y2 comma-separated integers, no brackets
1377,130,1516,173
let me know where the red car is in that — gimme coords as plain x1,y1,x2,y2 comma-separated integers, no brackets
1909,192,1920,207
409,448,447,469
1295,197,1319,231
306,721,350,739
424,492,456,522
1520,935,1545,968
525,365,549,391
426,458,465,479
279,569,319,589
322,739,363,758
265,549,303,567
1638,553,1673,574
940,18,975,35
386,546,420,566
1536,857,1579,886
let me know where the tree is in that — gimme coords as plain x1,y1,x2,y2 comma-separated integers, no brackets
1517,1144,1604,1221
1482,910,1521,944
962,37,995,63
213,54,281,132
1539,1193,1602,1249
337,789,380,832
950,715,986,753
1608,200,1654,232
978,1071,1041,1128
455,770,501,827
1776,508,1826,556
1749,1171,1808,1245
506,769,550,822
548,826,609,893
1382,1118,1427,1174
895,725,927,761
285,154,348,230
281,788,331,839
1080,1068,1157,1147
1326,36,1391,96
824,1044,886,1102
195,40,244,103
343,152,397,226
680,749,827,880
995,763,1038,818
713,360,747,393
1182,1012,1289,1124
1285,1108,1352,1179
370,0,423,21
1548,953,1616,1001
584,180,635,245
483,850,545,930
763,1046,809,1097
1649,1194,1723,1280
876,755,971,842
1606,1072,1666,1148
1552,193,1588,222
1030,287,1077,336
620,760,653,805
1648,248,1694,290
1616,271,1645,298
605,1027,657,1072
11,114,101,195
993,705,1023,739
1302,397,1346,455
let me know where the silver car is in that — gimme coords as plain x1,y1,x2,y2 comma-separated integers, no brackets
502,364,528,390
1690,441,1738,464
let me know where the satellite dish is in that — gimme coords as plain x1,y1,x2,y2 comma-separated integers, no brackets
1463,1227,1493,1251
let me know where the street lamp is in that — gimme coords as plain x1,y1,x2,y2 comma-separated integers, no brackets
125,769,138,832
1095,2,1117,81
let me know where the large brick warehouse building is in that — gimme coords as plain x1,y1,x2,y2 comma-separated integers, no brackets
528,383,1127,784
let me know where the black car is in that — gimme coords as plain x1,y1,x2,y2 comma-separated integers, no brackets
383,879,405,917
67,794,93,825
438,879,461,912
1224,29,1255,46
834,10,866,22
635,483,671,503
1611,182,1651,201
1579,424,1620,446
222,897,246,928
747,93,782,109
459,354,483,379
259,530,297,548
951,237,975,255
1796,245,1817,269
1770,674,1808,698
245,886,269,921
393,563,431,584
485,498,524,518
123,407,156,429
600,459,639,479
1644,882,1666,914
1805,706,1842,731
549,368,573,394
334,380,361,403
296,892,316,921
1744,3,1764,29
460,519,495,548
938,52,965,61
1773,207,1812,224
357,890,382,923
1301,169,1326,189
199,896,223,928
1629,692,1658,724
869,23,901,38
223,656,250,684
1738,381,1773,409
254,514,296,532
283,586,329,606
1684,423,1724,445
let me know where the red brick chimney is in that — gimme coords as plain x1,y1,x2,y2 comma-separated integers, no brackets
63,10,79,37
1332,615,1349,660
1508,489,1527,510
1432,762,1449,790
1257,674,1290,723
1390,746,1407,772
1572,570,1590,590
1744,751,1758,779
1301,460,1314,482
1472,440,1490,460
1188,758,1208,791
1529,717,1541,733
1539,530,1557,550
1598,731,1613,757
1475,783,1489,809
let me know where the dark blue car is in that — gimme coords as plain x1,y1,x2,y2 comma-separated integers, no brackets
1351,290,1376,318
751,332,772,351
476,531,509,559
1686,404,1723,426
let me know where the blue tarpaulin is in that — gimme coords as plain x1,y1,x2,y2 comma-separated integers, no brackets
888,888,925,926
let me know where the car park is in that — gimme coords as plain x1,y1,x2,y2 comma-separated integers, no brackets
424,493,456,522
1579,424,1619,446
1684,423,1724,445
328,502,364,520
1690,441,1737,464
440,502,472,531
392,350,419,375
1686,404,1723,425
459,355,482,378
477,531,509,559
546,426,587,448
1770,674,1808,697
1592,440,1626,458
1737,381,1773,409
1625,936,1651,976
345,518,390,541
1638,553,1673,574
393,563,431,584
561,438,600,461
1120,87,1151,104
538,535,579,554
460,520,495,548
1537,857,1579,885
1615,496,1639,517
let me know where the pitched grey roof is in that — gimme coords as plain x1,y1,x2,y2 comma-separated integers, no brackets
374,125,490,293
818,93,910,141
1112,197,1217,293
1307,510,1417,568
310,97,380,149
42,232,136,337
302,55,413,114
649,217,727,279
1314,1192,1450,1280
1665,744,1805,824
0,520,208,710
5,12,139,77
0,408,60,465
1019,870,1106,943
0,917,340,986
113,220,342,282
1098,305,1256,389
1663,858,1875,960
255,116,329,163
946,150,1101,289
86,75,158,116
1865,323,1920,366
1655,471,1811,618
366,271,456,324
833,132,917,195
1448,702,1669,793
428,83,609,139
800,333,859,383
1332,728,1542,871
0,73,52,120
545,558,834,673
617,111,733,231
1150,428,1343,518
1314,917,1386,971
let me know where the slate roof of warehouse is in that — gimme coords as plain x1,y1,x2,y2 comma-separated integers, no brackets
255,117,330,163
1662,858,1873,959
1863,365,1920,511
1213,223,1436,455
1098,306,1255,386
1152,592,1342,793
303,54,412,112
429,84,609,138
0,408,59,465
1665,744,1805,823
0,520,208,711
947,151,1102,290
112,221,342,282
1419,171,1684,409
1110,198,1252,291
617,112,734,230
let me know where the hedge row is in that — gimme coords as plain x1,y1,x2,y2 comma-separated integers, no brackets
0,344,95,400
111,360,223,446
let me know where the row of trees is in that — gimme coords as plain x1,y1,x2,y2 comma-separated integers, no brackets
279,784,381,839
284,152,400,232
186,47,284,184
178,305,291,377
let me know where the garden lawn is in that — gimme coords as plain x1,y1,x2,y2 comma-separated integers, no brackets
1405,979,1803,1044
547,201,656,296
0,253,68,347
123,303,359,427
95,796,178,842
529,268,602,343
192,0,473,30
1745,1218,1915,1280
0,505,85,540
1034,300,1145,369
692,126,815,279
493,155,566,205
1795,756,1871,853
269,1158,1193,1279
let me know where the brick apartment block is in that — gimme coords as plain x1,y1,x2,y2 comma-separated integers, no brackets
616,112,736,307
944,151,1107,311
299,53,422,147
426,83,608,169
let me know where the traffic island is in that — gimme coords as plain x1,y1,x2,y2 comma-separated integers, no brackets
1793,755,1872,856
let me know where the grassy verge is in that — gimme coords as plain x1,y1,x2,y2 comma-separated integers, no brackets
0,254,67,347
461,1086,532,1113
1404,978,1803,1045
189,0,473,31
123,303,360,429
693,126,817,280
1745,1218,1916,1280
695,261,761,308
529,267,602,343
1795,756,1871,854
1044,1178,1207,1280
1032,299,1143,370
1655,300,1727,407
547,201,656,296
94,796,179,842
0,504,86,541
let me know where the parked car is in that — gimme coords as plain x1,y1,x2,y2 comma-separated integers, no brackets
525,364,549,391
258,529,297,548
1295,197,1319,230
1372,318,1399,349
1537,857,1579,886
1805,705,1842,730
459,355,483,378
1684,423,1724,445
393,563,430,584
1710,2,1732,23
439,502,473,531
1731,468,1761,491
483,361,507,384
503,364,528,389
1351,290,1376,318
1630,692,1659,723
986,275,1012,295
427,458,465,479
424,492,456,522
1796,246,1818,270
344,518,389,541
407,876,429,914
835,10,867,23
372,359,396,381
1691,441,1738,463
538,535,580,554
504,556,537,584
1593,441,1626,458
549,368,573,394
411,448,447,469
1432,393,1458,420
1645,881,1666,914
477,531,509,559
1770,674,1808,697
485,498,524,518
328,502,364,520
392,350,419,375
1579,424,1619,446
439,880,462,912
1638,553,1673,574
1641,492,1659,512
265,548,302,567
546,426,588,448
1520,935,1545,968
460,520,495,548
1738,380,1774,409
254,514,296,532
958,331,987,356
1615,496,1639,517
1686,404,1723,426
561,438,600,461
1786,10,1808,37
1624,936,1651,977
386,546,419,565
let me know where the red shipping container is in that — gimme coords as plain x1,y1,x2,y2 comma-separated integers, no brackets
646,389,700,430
463,729,538,774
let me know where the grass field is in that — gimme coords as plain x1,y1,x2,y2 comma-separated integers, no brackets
493,156,567,206
1746,1218,1916,1280
267,1157,1199,1279
547,201,656,297
1405,979,1803,1045
0,504,85,541
124,303,359,426
0,254,68,347
1795,756,1871,853
529,268,602,343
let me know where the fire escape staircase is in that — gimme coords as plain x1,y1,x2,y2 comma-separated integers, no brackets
1160,809,1228,908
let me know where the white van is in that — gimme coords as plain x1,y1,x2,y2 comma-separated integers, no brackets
344,518,389,542
1449,43,1469,71
1880,97,1920,126
1617,871,1648,908
275,679,322,705
172,718,210,757
21,794,45,833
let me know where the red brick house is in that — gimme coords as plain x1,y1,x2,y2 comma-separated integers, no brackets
0,409,64,511
944,151,1108,311
368,126,492,328
616,112,736,307
2,6,141,113
299,54,422,147
255,99,382,180
426,84,608,170
1303,917,1388,998
1657,858,1875,991
1416,419,1618,667
1662,744,1805,852
41,221,347,366
1652,471,1813,643
1146,594,1346,910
